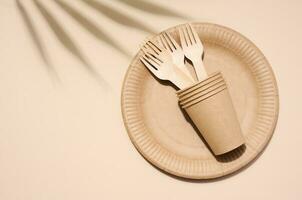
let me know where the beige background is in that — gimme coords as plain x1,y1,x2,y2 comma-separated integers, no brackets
0,0,301,199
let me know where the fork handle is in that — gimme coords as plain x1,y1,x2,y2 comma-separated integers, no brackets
171,66,194,89
193,59,208,81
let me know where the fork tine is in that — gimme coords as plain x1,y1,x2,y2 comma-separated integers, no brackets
163,32,176,51
141,45,149,54
139,37,151,48
140,57,158,75
179,27,186,48
142,45,157,58
158,35,170,51
145,52,162,64
142,55,160,69
165,32,180,49
186,24,195,44
189,24,201,45
182,26,191,45
146,41,161,54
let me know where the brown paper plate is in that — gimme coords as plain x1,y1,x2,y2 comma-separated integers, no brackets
121,23,279,179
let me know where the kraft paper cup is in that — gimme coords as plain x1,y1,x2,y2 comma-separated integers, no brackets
177,72,245,155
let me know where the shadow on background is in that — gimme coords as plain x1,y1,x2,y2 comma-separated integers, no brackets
53,0,130,57
16,0,59,81
33,0,90,68
32,0,108,87
80,0,156,34
16,0,190,86
117,0,189,19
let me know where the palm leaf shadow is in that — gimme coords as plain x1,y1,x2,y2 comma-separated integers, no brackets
80,0,156,34
53,0,130,57
16,0,59,80
32,0,108,86
117,0,189,19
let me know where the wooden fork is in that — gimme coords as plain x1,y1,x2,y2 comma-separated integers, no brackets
140,41,194,89
158,32,194,82
179,24,208,81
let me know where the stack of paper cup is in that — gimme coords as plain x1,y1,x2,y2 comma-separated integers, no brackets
177,72,245,155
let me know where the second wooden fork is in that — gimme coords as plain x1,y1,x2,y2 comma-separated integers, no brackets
140,41,194,89
179,24,208,81
158,32,195,82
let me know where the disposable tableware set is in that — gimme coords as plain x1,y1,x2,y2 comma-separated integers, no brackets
122,22,279,179
140,24,244,155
